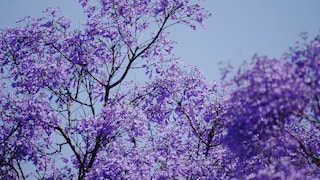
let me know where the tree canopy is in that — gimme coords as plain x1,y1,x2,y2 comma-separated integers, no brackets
0,0,320,179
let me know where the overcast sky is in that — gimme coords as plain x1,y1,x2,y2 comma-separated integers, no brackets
1,0,320,81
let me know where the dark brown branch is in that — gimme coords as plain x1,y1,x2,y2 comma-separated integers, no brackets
179,103,207,146
86,136,102,171
285,128,320,166
108,14,170,90
55,126,83,166
17,161,26,180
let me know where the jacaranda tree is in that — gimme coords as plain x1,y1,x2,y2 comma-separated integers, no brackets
1,0,320,179
0,0,222,179
224,35,320,179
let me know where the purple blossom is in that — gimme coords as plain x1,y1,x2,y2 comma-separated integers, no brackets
1,0,320,179
223,35,320,178
0,0,212,178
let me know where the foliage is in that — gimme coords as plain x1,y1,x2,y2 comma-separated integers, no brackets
0,0,217,179
224,36,320,179
1,0,320,179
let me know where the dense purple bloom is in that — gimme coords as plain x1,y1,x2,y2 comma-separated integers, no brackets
0,0,213,179
1,0,320,179
223,35,320,178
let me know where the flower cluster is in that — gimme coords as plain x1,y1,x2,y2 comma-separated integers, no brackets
0,0,212,179
121,60,228,178
1,0,320,179
223,35,320,178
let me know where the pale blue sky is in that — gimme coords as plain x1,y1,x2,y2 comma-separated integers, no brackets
1,1,320,80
